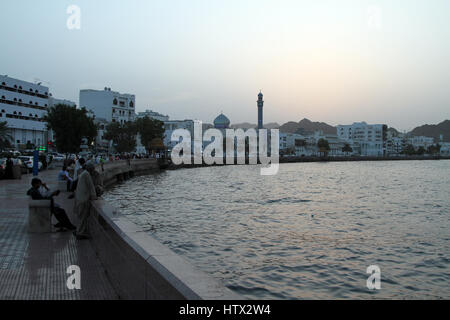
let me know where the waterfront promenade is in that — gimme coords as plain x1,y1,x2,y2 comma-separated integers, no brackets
0,168,119,300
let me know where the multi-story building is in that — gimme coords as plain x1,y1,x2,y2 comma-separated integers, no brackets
0,75,50,149
79,87,135,124
408,136,434,149
49,97,76,108
136,109,169,122
279,133,309,156
386,136,407,155
337,122,387,156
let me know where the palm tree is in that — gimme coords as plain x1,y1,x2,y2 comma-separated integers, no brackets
0,121,12,143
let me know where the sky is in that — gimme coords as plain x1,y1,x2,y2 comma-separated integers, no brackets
1,0,449,131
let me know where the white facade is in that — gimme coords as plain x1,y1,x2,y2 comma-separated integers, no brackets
408,136,434,149
337,122,387,156
386,136,407,155
440,142,450,156
137,109,169,122
79,87,135,124
49,97,76,107
279,133,312,156
279,131,347,157
0,75,50,148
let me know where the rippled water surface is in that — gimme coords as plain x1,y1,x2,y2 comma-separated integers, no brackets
104,161,450,299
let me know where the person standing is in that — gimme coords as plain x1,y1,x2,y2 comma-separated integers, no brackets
4,156,13,179
73,162,97,240
68,157,85,198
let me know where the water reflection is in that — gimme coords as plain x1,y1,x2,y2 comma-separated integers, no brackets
104,160,450,299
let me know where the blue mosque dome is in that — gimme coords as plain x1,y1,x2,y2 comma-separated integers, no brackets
214,113,230,129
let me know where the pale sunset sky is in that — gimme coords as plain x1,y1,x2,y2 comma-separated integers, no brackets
1,0,449,131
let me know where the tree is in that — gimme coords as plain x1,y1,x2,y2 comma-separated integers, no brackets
317,138,330,156
0,121,12,145
0,121,12,151
402,144,416,155
45,104,97,154
417,146,426,155
103,121,137,153
342,143,353,155
427,144,441,155
135,116,165,153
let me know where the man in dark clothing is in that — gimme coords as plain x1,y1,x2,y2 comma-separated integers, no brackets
5,156,14,179
27,178,76,231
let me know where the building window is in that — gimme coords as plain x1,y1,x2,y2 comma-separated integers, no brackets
129,101,134,108
113,98,118,105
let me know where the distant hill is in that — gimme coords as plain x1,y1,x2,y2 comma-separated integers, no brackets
230,122,280,129
409,120,450,142
279,118,336,135
387,127,400,137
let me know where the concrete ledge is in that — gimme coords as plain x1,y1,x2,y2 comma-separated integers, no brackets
88,199,241,300
28,199,52,233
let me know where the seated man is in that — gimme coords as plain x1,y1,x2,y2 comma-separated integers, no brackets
27,178,76,231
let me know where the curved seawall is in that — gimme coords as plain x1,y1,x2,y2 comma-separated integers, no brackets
87,159,240,299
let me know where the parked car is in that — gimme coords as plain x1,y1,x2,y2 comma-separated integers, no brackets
52,153,65,161
18,156,43,172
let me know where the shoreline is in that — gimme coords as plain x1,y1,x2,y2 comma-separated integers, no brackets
167,155,450,170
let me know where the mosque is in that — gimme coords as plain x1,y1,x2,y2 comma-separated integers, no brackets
212,91,263,131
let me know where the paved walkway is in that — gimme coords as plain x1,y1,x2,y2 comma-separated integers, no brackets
0,168,119,299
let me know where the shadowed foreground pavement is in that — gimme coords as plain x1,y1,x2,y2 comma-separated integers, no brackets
0,168,119,299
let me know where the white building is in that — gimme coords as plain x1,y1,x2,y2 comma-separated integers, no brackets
0,75,50,149
313,131,347,156
49,97,76,107
386,136,407,155
79,87,136,124
137,109,169,122
408,136,434,149
279,133,311,156
337,122,387,156
440,142,450,156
